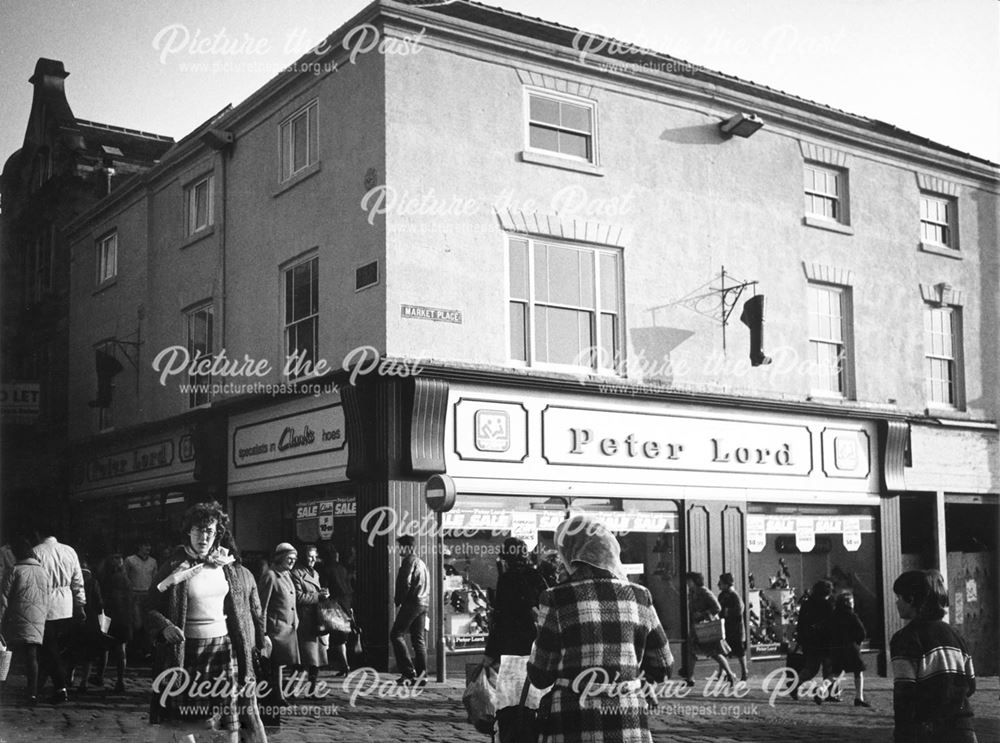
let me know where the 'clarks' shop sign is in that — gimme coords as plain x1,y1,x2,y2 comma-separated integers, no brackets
232,404,346,468
542,407,812,476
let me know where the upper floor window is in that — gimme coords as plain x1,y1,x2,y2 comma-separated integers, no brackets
187,303,214,407
920,193,957,249
526,90,596,163
924,305,963,408
186,175,214,236
279,101,318,181
284,255,318,377
508,236,621,372
804,164,846,223
94,340,120,432
807,283,853,398
97,232,118,285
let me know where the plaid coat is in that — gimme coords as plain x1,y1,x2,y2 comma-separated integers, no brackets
528,575,673,743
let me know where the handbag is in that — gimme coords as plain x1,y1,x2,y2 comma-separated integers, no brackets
496,675,539,743
316,597,352,640
693,616,726,645
348,612,364,658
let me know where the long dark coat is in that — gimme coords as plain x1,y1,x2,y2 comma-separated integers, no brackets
258,568,300,666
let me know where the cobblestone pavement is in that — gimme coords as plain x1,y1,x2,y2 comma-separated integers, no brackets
0,668,997,743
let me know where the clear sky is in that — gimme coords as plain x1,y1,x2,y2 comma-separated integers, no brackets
1,0,998,167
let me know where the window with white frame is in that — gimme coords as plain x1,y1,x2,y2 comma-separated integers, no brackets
526,91,596,162
279,101,318,181
924,305,962,407
97,232,118,284
920,193,956,248
186,175,214,235
508,236,621,371
807,283,852,397
187,303,214,407
804,164,845,222
284,256,318,376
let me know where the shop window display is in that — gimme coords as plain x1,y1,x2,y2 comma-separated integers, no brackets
746,505,880,658
441,496,681,654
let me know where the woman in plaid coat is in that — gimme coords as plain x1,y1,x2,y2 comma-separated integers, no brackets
528,516,674,743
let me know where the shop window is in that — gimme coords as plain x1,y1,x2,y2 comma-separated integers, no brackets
440,495,680,653
746,504,881,658
507,236,622,372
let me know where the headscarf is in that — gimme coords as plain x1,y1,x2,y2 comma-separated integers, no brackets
555,515,627,581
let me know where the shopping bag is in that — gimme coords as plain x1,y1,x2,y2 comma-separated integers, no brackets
462,663,497,735
0,634,11,682
693,617,726,644
97,613,111,633
316,598,352,641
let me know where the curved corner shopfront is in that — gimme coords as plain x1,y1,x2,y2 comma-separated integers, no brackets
431,383,886,673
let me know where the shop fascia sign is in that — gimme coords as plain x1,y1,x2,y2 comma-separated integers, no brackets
78,434,195,486
232,404,346,468
543,407,811,476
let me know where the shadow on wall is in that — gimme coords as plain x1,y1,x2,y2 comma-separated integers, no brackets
628,326,696,385
659,124,726,146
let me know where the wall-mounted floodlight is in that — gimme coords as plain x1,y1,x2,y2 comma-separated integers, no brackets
720,112,764,138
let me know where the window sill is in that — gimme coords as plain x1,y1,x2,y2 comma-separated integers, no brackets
518,150,604,177
919,242,962,260
806,392,853,403
925,406,969,419
802,215,854,235
181,226,215,250
93,278,118,296
273,161,322,197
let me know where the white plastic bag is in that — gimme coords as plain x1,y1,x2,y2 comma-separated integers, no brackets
462,664,498,735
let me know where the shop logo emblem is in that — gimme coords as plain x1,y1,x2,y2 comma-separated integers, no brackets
475,410,510,452
833,436,858,471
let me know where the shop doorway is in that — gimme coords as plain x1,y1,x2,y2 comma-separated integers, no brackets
945,498,998,675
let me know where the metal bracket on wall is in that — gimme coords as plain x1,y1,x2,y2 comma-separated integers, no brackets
718,266,759,352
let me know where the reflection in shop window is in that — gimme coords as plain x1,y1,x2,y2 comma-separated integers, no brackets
440,496,681,653
746,505,881,658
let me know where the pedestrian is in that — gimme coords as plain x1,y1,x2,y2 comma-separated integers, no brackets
480,537,549,742
717,572,749,682
891,569,977,743
100,552,132,693
792,580,836,703
390,534,429,685
527,515,673,743
684,571,736,687
33,529,86,704
124,541,157,660
318,544,352,675
69,553,104,694
259,542,301,704
146,501,269,743
0,537,51,705
291,544,329,693
830,591,870,707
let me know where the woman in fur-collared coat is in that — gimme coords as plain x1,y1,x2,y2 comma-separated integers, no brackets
146,502,269,742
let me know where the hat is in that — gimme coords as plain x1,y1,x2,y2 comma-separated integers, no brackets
273,542,297,559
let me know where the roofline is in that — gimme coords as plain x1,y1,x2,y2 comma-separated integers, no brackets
64,0,1000,234
390,0,999,177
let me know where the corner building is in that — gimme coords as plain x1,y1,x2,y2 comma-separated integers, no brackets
54,0,997,676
